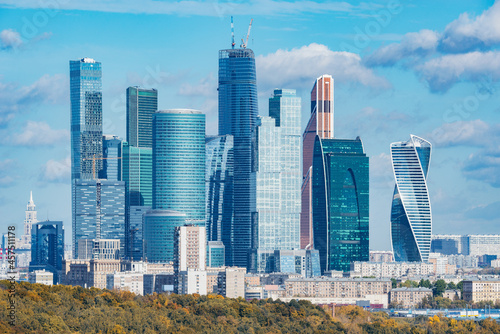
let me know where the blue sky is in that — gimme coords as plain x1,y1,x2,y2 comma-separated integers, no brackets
0,0,499,251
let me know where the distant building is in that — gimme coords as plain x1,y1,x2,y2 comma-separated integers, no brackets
217,267,246,298
28,269,53,286
370,251,394,263
207,241,225,268
390,287,432,308
127,206,150,261
143,210,185,263
77,239,120,260
351,261,434,278
174,225,206,273
491,259,500,268
205,135,234,266
106,272,144,295
251,89,302,273
443,289,461,300
431,235,463,255
21,191,37,249
273,249,320,278
301,75,334,249
467,235,500,257
126,87,158,149
463,280,500,303
391,135,432,263
177,269,207,295
72,180,125,258
312,137,369,273
60,259,121,289
29,220,64,284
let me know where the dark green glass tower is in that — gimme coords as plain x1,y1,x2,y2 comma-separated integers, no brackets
312,136,369,273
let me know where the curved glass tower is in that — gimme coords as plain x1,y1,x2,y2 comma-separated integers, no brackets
390,135,432,262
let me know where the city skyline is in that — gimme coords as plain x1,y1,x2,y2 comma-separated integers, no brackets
1,1,499,251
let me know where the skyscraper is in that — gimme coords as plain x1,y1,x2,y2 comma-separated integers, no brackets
391,135,432,263
143,109,205,263
73,180,126,258
126,87,158,148
205,135,233,265
29,220,64,284
312,137,369,273
21,191,37,249
251,89,302,273
70,58,103,181
218,48,258,267
100,135,122,181
301,74,334,249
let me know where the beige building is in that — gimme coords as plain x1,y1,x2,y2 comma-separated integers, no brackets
174,225,206,272
106,272,144,295
443,289,461,300
60,259,121,289
218,267,246,298
463,280,500,303
285,278,391,298
389,287,432,308
351,261,434,278
28,269,53,286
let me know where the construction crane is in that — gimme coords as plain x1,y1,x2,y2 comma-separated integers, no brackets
240,18,253,49
83,154,122,180
231,16,235,49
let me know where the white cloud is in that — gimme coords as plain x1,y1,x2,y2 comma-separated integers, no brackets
416,51,500,92
463,147,500,188
10,121,69,146
42,156,71,183
364,29,439,67
440,1,500,53
178,73,216,97
0,29,23,49
428,119,493,147
256,43,390,92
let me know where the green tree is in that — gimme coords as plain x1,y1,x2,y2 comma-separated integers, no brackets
433,279,447,297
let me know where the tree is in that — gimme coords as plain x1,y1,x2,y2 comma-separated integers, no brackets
433,279,447,297
447,282,456,290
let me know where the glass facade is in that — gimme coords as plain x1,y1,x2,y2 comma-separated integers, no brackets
152,110,205,223
301,75,334,249
128,206,151,260
70,58,103,180
251,89,302,273
72,180,126,258
207,241,225,268
30,221,64,270
391,135,432,262
126,87,158,148
312,137,369,273
218,48,258,267
143,210,186,263
273,249,321,278
100,135,122,181
205,135,234,265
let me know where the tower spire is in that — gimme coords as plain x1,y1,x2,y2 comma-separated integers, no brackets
30,190,33,203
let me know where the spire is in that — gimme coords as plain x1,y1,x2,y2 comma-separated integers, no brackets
30,191,33,203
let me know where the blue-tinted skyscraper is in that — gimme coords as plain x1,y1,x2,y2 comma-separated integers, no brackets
100,135,122,181
70,58,103,180
251,89,302,273
312,137,369,273
126,87,158,148
29,220,64,284
73,180,126,258
218,48,258,267
143,110,205,263
205,135,234,265
391,135,432,262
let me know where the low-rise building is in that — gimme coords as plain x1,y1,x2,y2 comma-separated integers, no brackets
106,272,144,295
463,280,500,303
177,269,207,295
218,267,246,298
389,287,432,308
285,277,391,299
350,261,434,278
443,289,461,300
28,269,53,286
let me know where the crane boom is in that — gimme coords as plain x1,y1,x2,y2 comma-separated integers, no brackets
240,18,253,49
83,154,122,180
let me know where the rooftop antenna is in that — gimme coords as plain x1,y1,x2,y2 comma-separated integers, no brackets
240,18,253,49
231,16,235,49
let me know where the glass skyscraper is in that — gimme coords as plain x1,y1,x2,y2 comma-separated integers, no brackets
205,135,234,265
312,137,369,273
143,110,205,262
301,75,334,249
122,143,153,207
126,87,158,148
70,58,103,180
100,135,122,181
72,180,126,258
251,89,302,273
390,135,432,262
29,220,64,283
218,48,258,267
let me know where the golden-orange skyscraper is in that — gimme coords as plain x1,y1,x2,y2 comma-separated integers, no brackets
301,74,334,249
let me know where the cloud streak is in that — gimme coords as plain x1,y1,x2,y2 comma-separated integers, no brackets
9,121,69,147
